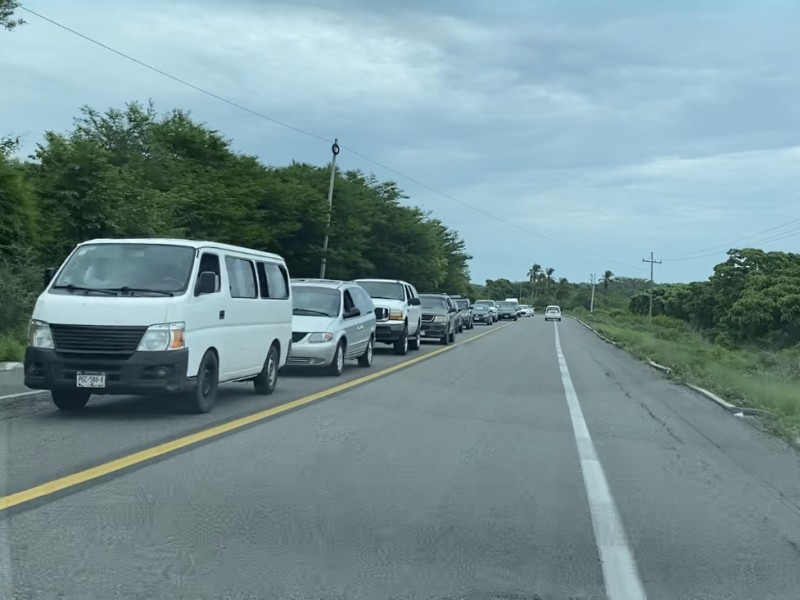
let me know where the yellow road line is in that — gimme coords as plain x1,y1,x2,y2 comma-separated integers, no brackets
0,322,512,512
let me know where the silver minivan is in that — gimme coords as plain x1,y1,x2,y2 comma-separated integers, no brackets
287,279,377,375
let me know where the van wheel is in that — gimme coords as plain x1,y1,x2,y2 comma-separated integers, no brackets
51,389,91,411
254,345,279,395
358,337,374,367
409,323,421,351
328,341,345,376
394,326,409,356
187,351,219,413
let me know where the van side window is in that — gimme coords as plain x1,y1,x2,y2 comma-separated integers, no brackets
255,262,269,299
265,263,289,300
343,290,356,313
225,256,257,299
195,253,221,296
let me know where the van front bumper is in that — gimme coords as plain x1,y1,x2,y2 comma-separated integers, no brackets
23,347,192,395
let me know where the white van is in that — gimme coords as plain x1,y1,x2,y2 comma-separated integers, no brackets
24,238,293,413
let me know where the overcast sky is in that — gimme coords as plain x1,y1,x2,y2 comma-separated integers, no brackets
3,0,800,284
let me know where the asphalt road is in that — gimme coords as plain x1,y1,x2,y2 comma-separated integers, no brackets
3,318,800,599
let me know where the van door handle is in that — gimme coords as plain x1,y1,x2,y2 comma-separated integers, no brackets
219,310,225,320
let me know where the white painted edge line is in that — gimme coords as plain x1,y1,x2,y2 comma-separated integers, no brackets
0,390,45,401
647,360,672,375
554,323,647,600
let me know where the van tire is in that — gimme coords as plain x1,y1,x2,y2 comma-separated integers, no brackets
409,323,421,351
187,351,219,413
393,326,409,356
358,336,374,367
329,341,345,376
254,345,279,395
51,389,91,411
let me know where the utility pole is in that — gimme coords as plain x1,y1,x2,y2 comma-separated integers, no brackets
642,252,662,322
319,139,340,279
589,273,597,313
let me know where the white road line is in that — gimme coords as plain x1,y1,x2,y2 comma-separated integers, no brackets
554,324,647,600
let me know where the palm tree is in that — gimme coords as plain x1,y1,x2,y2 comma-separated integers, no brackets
544,267,556,292
556,277,571,301
601,270,615,292
527,263,541,299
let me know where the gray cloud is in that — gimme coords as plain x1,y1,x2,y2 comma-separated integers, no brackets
3,0,800,284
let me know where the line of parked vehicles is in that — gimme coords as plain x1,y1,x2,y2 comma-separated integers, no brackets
22,238,551,415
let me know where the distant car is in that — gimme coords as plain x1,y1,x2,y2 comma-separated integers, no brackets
497,301,519,321
418,293,459,344
288,279,377,375
519,304,533,317
473,299,499,322
454,298,473,330
544,305,562,322
471,303,493,325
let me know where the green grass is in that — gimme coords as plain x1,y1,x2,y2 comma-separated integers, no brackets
571,308,800,443
0,331,25,362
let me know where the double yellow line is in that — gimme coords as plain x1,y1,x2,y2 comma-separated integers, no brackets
0,323,511,512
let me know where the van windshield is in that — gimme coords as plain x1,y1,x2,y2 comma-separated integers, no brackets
53,243,195,295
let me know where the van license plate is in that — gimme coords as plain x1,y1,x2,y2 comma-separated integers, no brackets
77,372,106,388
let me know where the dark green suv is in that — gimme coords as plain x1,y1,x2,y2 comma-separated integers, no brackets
418,293,459,344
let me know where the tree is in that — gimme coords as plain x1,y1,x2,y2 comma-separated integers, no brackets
1,0,24,31
527,263,541,298
601,269,614,292
555,277,572,301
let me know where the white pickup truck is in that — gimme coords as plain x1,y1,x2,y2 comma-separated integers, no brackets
354,279,422,355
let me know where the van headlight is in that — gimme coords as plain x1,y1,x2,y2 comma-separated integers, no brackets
308,332,335,343
137,322,186,352
28,320,54,349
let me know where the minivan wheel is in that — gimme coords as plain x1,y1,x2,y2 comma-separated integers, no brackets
254,345,279,395
409,323,422,351
51,389,91,411
394,326,409,356
358,337,374,367
187,351,219,413
328,341,345,376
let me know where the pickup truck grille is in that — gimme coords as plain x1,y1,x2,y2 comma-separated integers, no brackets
374,308,389,321
50,324,147,355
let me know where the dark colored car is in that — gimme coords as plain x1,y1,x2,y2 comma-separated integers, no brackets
454,298,473,330
471,303,494,325
497,301,519,321
418,293,459,344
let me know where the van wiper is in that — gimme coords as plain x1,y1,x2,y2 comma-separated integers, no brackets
51,284,119,296
111,287,175,297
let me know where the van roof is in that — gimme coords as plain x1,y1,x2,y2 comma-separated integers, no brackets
79,238,284,261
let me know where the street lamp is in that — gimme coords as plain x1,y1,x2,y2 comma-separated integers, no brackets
319,138,340,279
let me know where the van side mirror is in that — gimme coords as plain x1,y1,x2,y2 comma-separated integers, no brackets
344,307,361,319
409,297,421,306
196,271,218,295
43,267,56,287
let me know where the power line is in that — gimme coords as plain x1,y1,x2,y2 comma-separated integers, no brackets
19,4,646,273
665,225,800,262
663,215,800,260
